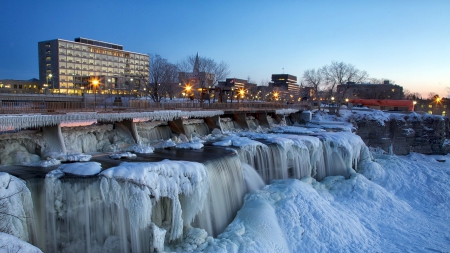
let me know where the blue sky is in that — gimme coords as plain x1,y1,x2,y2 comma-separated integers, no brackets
1,0,449,97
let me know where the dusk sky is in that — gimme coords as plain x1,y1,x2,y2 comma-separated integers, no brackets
1,0,449,98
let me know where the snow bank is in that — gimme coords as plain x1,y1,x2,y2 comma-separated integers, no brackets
58,162,102,176
190,151,450,252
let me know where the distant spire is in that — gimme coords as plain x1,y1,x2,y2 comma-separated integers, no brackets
193,53,200,77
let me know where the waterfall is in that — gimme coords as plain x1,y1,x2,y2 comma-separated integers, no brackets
246,116,260,130
41,160,210,252
241,163,265,192
318,132,371,178
193,154,246,237
137,125,173,144
220,118,240,132
184,122,210,137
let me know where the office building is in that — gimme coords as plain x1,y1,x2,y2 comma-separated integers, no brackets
38,37,149,95
270,74,300,102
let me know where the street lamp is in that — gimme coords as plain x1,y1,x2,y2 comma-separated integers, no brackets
47,74,53,93
185,85,192,100
274,92,279,102
92,79,99,111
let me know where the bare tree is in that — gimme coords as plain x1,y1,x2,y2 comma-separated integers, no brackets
428,92,439,100
322,61,368,114
302,68,324,102
404,89,422,100
368,78,396,84
178,55,230,82
147,54,179,102
178,54,230,103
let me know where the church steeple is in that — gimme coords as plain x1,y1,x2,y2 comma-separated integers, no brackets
193,53,200,77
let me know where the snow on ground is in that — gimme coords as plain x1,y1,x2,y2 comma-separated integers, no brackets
0,232,43,253
188,152,450,253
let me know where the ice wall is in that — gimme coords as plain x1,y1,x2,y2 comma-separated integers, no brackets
0,110,224,131
135,122,172,144
0,173,34,242
42,160,210,252
0,131,44,165
317,132,372,178
182,119,211,138
61,123,135,153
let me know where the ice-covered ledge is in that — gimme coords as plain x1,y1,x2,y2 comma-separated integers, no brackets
0,110,225,131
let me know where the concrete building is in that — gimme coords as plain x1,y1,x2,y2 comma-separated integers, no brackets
337,80,404,100
38,37,149,95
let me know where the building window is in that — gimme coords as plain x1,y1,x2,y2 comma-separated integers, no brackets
428,104,433,108
45,43,51,48
46,56,51,61
428,111,433,114
443,111,446,116
444,105,447,109
392,89,395,92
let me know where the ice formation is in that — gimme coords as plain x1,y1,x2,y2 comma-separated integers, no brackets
0,173,34,242
100,160,209,249
0,110,224,131
2,108,449,252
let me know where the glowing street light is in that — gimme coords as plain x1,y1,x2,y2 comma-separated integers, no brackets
274,92,279,101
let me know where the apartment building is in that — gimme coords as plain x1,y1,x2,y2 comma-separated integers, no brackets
38,37,149,95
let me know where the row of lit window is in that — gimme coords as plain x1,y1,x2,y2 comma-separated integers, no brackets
58,71,148,81
57,42,148,61
56,82,141,89
58,58,148,67
58,52,148,65
58,62,147,71
0,84,38,89
421,104,448,109
428,110,447,116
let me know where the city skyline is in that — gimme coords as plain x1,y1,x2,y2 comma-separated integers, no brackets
1,0,449,98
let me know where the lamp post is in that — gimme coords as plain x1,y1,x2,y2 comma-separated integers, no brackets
413,100,417,111
92,79,99,111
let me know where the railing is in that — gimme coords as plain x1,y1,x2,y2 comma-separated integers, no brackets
0,100,309,115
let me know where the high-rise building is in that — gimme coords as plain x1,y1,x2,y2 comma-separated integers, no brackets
38,37,149,95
